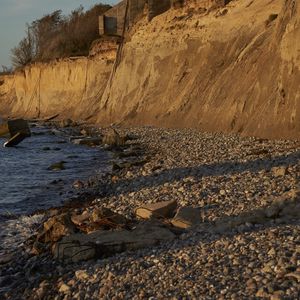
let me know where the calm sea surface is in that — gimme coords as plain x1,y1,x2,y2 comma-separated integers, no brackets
0,124,110,216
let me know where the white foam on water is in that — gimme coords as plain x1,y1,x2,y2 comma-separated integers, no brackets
0,214,44,255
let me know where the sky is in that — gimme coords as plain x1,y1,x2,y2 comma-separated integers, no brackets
0,0,118,68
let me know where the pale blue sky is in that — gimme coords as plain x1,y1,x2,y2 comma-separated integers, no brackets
0,0,118,68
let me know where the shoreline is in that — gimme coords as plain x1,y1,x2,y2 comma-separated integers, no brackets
0,121,111,217
0,126,299,299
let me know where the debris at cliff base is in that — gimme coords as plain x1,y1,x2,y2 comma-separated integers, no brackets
135,200,178,219
102,128,128,148
72,137,103,146
171,207,202,229
53,222,176,263
0,119,31,147
1,127,299,299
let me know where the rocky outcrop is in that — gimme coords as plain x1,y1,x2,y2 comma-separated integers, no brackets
0,0,299,139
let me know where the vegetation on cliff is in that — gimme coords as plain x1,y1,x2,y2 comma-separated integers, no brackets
11,3,111,68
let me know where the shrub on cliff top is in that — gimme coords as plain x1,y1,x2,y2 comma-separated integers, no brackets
11,3,111,68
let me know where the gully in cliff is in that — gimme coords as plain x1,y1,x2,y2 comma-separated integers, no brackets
0,119,31,147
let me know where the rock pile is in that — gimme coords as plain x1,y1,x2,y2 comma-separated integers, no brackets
31,198,204,263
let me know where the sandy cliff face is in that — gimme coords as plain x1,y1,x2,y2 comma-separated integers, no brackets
0,0,299,139
0,56,113,121
98,0,299,139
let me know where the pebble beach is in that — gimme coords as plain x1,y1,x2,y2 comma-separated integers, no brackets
0,127,299,300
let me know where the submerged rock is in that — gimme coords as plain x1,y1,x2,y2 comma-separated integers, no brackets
48,161,66,171
72,137,102,146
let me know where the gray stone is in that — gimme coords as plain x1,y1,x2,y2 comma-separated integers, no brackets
54,222,175,263
271,166,287,177
102,128,127,147
135,200,177,219
171,207,202,229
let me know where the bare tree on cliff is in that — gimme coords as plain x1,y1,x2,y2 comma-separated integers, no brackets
11,27,36,69
10,4,111,68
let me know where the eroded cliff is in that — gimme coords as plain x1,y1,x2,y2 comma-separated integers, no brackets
98,0,300,139
0,0,299,139
0,55,114,121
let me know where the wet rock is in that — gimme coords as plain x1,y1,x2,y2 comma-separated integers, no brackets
265,205,281,218
60,119,74,128
113,149,141,159
48,161,65,171
90,207,127,225
31,241,47,255
112,159,148,171
38,213,76,243
72,137,102,146
135,200,177,219
0,253,13,265
73,180,85,189
0,275,13,287
102,129,127,147
71,211,91,226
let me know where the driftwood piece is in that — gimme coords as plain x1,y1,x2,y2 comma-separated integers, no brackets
4,132,28,147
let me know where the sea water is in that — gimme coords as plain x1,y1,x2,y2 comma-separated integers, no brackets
0,124,110,216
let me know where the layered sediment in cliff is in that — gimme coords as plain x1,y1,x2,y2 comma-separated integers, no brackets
98,0,299,139
0,0,299,139
0,55,114,121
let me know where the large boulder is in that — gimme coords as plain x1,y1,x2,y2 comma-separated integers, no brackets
135,200,178,219
102,128,127,147
54,222,175,263
38,213,76,243
171,207,202,229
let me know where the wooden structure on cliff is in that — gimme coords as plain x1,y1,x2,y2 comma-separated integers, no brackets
99,0,232,37
99,0,174,37
99,1,127,36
